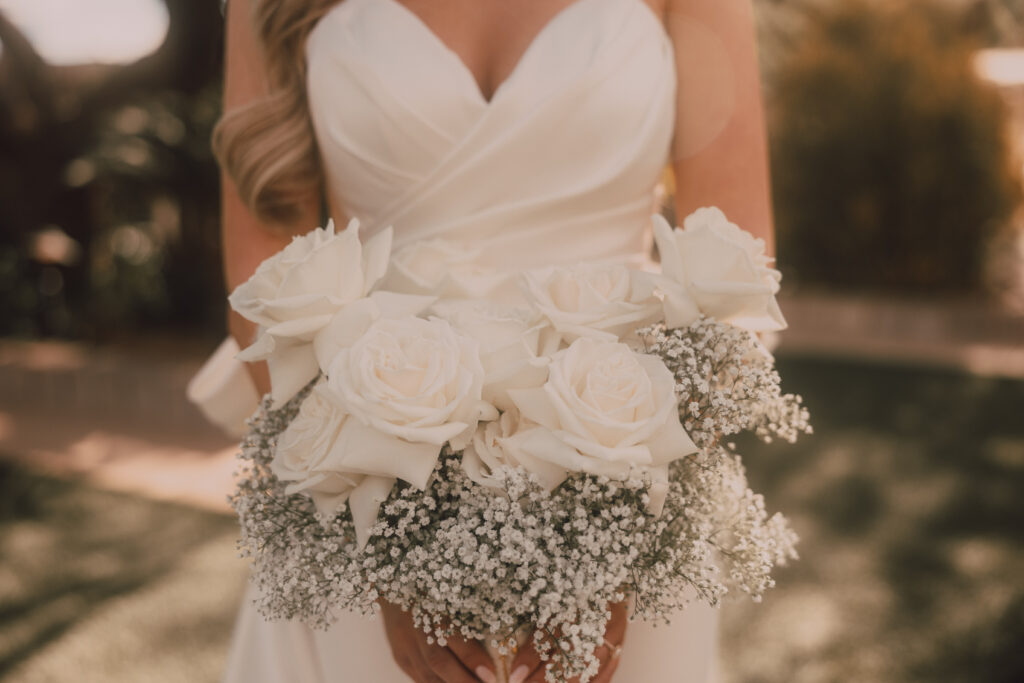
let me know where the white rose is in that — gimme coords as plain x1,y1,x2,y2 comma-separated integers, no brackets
270,381,397,548
382,238,511,300
652,209,787,332
507,337,698,513
229,218,393,406
326,316,497,457
431,300,557,412
521,263,663,343
461,410,568,492
311,291,437,376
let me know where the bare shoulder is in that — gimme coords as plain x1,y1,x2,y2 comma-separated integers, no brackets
663,0,755,26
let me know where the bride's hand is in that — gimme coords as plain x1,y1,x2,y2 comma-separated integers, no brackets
508,601,628,683
381,601,497,683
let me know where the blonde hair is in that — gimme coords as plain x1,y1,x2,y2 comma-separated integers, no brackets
212,0,338,224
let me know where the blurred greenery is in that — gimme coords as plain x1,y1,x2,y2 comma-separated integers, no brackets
0,0,225,341
769,0,1023,294
2,0,1023,338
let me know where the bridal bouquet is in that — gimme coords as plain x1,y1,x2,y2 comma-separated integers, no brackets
229,209,811,682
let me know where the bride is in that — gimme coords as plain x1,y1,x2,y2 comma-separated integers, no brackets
212,0,774,681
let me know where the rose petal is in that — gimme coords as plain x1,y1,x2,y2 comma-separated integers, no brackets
484,357,549,413
461,447,493,489
690,280,787,331
313,300,379,372
265,313,335,341
652,213,688,285
277,226,363,303
560,431,652,466
368,291,436,319
503,435,568,491
325,418,441,490
645,465,670,516
300,470,363,515
448,401,497,451
280,470,331,492
349,475,397,549
260,292,348,326
360,225,393,292
643,411,698,465
309,485,353,520
514,427,632,478
267,343,320,408
235,331,277,362
446,265,511,299
507,386,561,432
659,279,701,329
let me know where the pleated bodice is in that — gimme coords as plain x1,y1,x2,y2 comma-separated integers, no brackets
306,0,675,269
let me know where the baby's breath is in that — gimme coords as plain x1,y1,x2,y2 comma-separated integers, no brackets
639,318,812,447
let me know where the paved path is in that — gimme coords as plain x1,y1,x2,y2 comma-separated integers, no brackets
777,292,1024,378
0,338,239,511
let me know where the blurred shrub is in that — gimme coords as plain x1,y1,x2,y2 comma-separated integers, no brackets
770,0,1022,293
86,89,226,337
0,0,225,340
0,88,224,340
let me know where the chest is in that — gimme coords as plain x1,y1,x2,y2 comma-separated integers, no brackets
384,0,667,103
305,0,677,242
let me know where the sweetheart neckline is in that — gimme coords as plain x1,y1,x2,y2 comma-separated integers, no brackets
325,0,668,108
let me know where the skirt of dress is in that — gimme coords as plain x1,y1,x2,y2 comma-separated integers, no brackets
222,583,719,683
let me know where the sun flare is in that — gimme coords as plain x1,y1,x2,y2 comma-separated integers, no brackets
0,0,168,66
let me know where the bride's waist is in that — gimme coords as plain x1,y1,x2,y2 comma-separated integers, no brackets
382,196,659,271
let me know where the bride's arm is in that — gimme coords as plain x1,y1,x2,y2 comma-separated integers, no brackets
666,0,775,253
221,0,321,394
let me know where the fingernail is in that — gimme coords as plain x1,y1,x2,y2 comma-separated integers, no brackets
475,666,497,683
509,665,530,683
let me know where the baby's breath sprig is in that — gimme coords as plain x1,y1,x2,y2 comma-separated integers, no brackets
638,318,812,448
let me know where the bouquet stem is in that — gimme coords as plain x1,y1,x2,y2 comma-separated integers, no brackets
482,628,531,683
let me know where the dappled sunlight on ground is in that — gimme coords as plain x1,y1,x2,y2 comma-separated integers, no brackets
0,416,237,512
0,464,245,682
723,358,1024,683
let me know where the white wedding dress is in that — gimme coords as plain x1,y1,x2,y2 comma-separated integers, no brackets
218,0,720,680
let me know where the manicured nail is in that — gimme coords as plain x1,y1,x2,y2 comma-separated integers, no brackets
510,665,530,683
475,666,497,683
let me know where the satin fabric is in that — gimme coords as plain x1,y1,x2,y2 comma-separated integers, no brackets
306,0,675,269
224,0,719,680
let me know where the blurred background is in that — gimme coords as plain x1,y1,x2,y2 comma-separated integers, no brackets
0,0,1022,681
